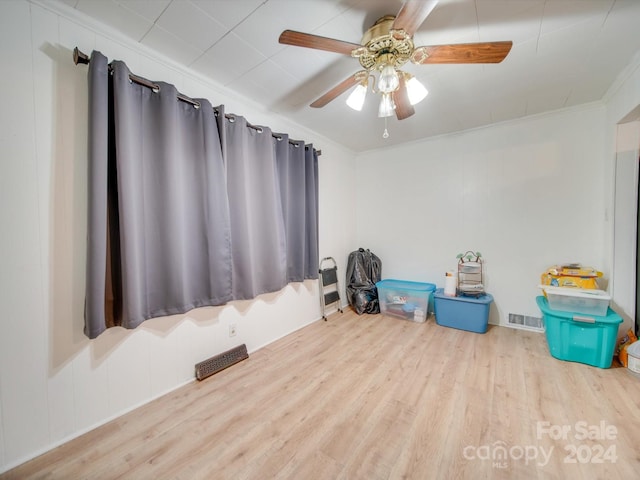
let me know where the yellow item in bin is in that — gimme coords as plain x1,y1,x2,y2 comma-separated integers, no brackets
540,264,602,290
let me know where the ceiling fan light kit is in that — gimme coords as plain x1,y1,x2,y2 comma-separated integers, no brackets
278,0,512,137
378,62,401,93
378,93,396,118
345,82,368,111
405,74,428,105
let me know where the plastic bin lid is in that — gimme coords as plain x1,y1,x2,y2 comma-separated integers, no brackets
376,279,436,291
433,288,493,304
539,285,611,301
535,296,622,324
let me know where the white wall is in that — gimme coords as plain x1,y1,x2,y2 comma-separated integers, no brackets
355,105,609,327
0,0,357,472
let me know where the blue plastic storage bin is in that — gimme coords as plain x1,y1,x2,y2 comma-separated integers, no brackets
536,296,622,368
376,279,436,323
433,288,493,333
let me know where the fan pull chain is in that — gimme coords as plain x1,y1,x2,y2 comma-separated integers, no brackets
382,116,390,139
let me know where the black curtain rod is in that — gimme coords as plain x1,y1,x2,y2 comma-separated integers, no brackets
73,47,321,155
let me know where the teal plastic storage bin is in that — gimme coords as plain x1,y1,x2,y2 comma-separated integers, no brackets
376,279,436,322
433,288,493,333
536,296,622,368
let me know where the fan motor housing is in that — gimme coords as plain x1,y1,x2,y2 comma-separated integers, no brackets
360,15,396,45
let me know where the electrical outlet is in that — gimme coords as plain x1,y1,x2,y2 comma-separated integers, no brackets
229,324,237,337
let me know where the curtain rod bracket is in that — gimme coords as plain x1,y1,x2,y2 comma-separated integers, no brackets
74,47,90,65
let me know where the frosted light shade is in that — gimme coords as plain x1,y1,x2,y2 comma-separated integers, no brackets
378,93,396,117
406,76,428,105
378,64,399,93
346,83,367,111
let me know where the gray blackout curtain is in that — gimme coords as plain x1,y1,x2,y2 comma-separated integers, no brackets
275,134,319,283
84,51,319,339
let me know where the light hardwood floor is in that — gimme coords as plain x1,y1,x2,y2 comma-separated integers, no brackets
3,310,640,479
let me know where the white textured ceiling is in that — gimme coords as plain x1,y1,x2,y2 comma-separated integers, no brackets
60,0,640,153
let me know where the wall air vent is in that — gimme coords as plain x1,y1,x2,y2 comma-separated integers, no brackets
508,313,544,332
195,344,249,381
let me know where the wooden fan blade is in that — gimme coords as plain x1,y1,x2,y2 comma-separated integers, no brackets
392,0,439,36
392,76,415,120
310,73,363,108
412,41,513,64
279,30,361,56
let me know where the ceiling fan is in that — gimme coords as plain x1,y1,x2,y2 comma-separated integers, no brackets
278,0,512,121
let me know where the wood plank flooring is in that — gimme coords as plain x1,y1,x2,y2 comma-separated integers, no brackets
3,310,640,479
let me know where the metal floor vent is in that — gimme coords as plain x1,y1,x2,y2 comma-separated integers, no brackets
195,344,249,381
508,313,544,332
